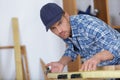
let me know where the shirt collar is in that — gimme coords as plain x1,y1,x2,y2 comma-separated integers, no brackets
69,16,79,38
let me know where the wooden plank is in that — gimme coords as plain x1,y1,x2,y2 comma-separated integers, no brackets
0,45,24,49
41,58,120,79
0,46,14,49
40,59,49,80
97,65,120,70
47,70,120,79
68,55,82,72
63,0,77,15
21,57,26,80
94,0,110,25
112,26,120,29
21,46,30,80
12,18,23,80
40,59,55,80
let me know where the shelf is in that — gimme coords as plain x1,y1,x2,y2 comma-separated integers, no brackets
112,26,120,29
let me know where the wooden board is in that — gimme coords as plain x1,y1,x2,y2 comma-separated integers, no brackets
68,55,82,72
12,18,23,80
40,59,50,80
63,0,77,15
47,70,120,79
21,46,30,80
97,65,120,70
94,0,110,25
112,26,120,29
40,59,120,79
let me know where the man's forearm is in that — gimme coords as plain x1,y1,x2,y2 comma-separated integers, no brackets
94,50,114,62
58,56,72,66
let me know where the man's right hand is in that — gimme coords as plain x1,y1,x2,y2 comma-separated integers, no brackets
46,62,64,73
46,56,72,73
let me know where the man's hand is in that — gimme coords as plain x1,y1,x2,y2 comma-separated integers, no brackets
80,57,101,71
46,56,72,73
46,62,64,73
80,50,114,71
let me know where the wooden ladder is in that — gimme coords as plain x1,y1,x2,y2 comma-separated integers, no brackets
0,18,30,80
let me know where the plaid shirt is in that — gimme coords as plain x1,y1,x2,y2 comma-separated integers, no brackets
63,14,120,66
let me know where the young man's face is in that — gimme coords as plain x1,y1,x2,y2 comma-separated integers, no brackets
50,12,71,39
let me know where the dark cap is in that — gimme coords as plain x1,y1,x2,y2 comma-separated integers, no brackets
40,3,64,31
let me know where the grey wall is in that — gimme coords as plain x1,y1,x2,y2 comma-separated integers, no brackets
109,0,120,26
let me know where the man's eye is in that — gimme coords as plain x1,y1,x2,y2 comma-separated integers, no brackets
58,21,62,26
51,27,56,30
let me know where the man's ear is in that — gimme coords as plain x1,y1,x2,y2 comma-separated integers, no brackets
64,12,70,21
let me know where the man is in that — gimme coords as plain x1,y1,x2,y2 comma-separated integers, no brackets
40,3,120,73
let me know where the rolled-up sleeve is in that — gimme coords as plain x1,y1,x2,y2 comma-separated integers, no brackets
96,30,120,65
86,16,120,65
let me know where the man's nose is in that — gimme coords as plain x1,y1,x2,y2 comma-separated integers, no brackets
56,27,62,33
